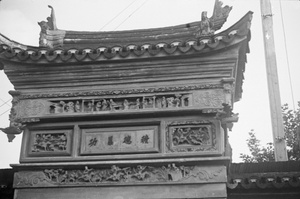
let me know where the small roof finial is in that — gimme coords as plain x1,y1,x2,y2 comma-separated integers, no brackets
47,5,57,30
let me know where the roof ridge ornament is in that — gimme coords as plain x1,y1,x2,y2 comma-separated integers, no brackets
196,0,232,37
38,5,62,48
38,5,57,31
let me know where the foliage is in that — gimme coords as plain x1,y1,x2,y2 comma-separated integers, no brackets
282,102,300,160
240,102,300,162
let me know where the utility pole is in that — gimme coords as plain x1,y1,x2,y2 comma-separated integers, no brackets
260,0,288,161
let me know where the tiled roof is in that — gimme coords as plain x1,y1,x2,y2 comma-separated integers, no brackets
228,162,300,190
0,12,252,64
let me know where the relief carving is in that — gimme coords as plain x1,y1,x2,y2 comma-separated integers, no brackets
193,90,224,108
49,94,191,114
31,133,67,152
172,126,210,146
14,164,225,187
17,100,50,118
1,93,25,142
10,87,228,122
166,121,217,153
195,0,232,37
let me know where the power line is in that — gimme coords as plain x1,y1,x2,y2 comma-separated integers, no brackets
279,0,296,110
0,108,10,117
0,98,12,108
114,0,148,31
100,0,138,31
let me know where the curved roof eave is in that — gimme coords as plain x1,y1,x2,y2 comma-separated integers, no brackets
0,11,252,65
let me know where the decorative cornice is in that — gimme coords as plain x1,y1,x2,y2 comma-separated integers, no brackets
17,84,223,99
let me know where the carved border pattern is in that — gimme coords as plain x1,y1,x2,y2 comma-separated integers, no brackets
165,120,217,153
18,84,223,99
14,164,225,187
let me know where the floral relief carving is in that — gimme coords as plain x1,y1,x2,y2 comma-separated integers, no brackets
15,172,48,187
14,164,225,187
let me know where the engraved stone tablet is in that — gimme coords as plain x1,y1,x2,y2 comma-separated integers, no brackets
80,126,159,155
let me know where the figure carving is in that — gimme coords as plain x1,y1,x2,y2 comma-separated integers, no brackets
101,99,109,111
65,102,74,113
85,101,93,112
172,127,211,146
174,95,181,107
136,98,141,109
196,0,232,37
75,101,81,112
123,99,129,110
32,133,67,152
38,5,58,47
166,121,217,153
167,97,174,107
161,96,167,108
48,94,190,115
95,101,102,111
109,99,119,111
199,11,214,36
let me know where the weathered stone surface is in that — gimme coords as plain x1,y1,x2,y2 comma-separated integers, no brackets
14,183,227,199
14,165,226,188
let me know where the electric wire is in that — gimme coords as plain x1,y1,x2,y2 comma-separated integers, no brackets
0,98,11,108
279,0,296,110
100,0,138,31
0,108,10,116
114,0,148,31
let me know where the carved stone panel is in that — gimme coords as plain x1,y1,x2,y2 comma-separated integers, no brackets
15,99,51,118
193,89,225,108
166,120,219,153
11,88,232,124
13,164,226,188
27,129,72,157
80,126,159,155
47,93,191,114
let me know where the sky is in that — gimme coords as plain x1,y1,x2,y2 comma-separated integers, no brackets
0,0,300,168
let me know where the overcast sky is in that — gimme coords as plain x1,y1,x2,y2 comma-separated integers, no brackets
0,0,300,168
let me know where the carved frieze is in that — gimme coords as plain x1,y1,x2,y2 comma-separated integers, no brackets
80,126,158,155
166,120,218,153
49,94,190,114
14,164,226,188
28,130,72,156
11,88,232,124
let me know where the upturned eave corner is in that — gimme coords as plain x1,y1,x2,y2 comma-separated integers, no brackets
0,8,253,65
